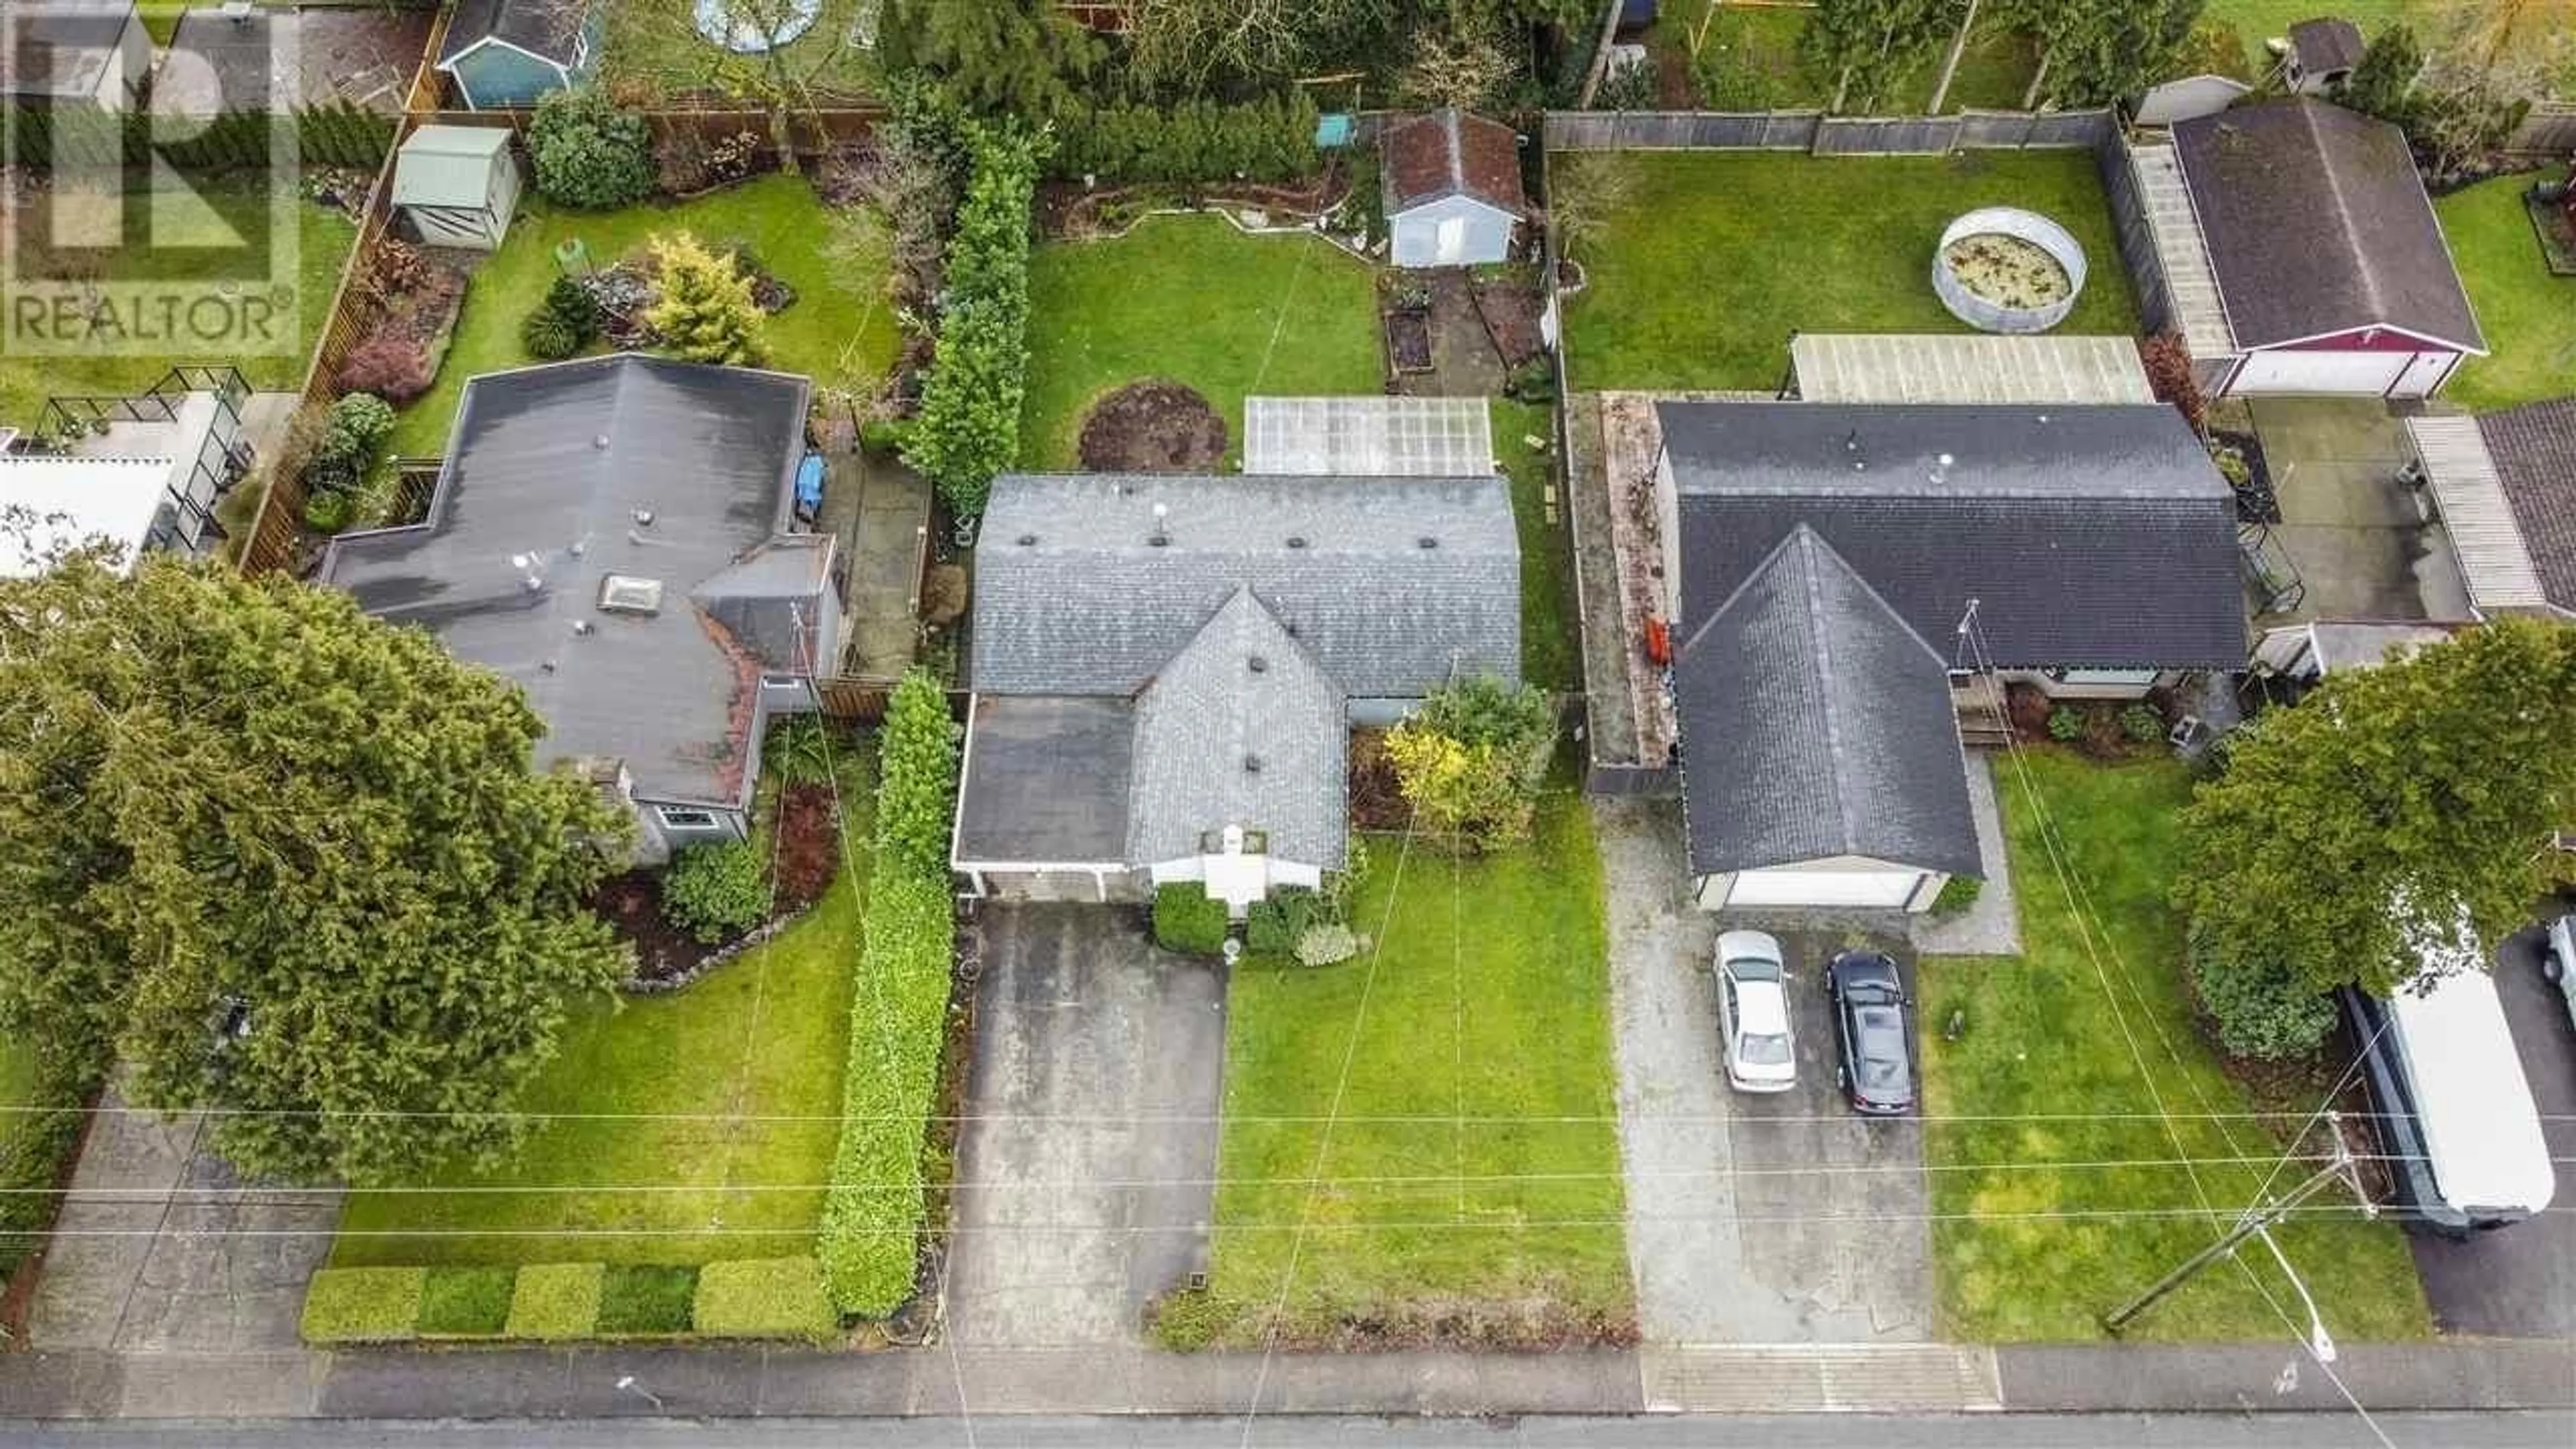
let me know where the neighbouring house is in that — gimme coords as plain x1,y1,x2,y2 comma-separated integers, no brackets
2279,17,2365,95
156,3,433,119
435,0,598,109
393,124,522,250
320,356,840,864
1382,108,1528,268
2122,99,2485,397
2400,398,2576,621
953,473,1520,908
0,368,256,573
1653,401,2245,912
0,0,147,111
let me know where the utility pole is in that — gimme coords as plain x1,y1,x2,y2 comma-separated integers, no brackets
2102,1112,2367,1339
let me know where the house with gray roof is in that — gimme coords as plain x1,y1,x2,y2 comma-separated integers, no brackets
321,354,839,865
955,472,1519,907
1653,400,2244,911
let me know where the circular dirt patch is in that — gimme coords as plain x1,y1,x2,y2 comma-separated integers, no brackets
1078,380,1226,473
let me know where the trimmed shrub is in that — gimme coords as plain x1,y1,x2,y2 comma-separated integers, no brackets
318,392,396,466
529,87,654,210
544,276,603,337
1929,874,1983,918
1155,883,1230,956
301,488,355,535
904,121,1044,517
661,839,768,943
1244,889,1316,957
521,307,583,360
417,1265,516,1336
1294,922,1360,967
505,1262,605,1340
598,1264,698,1335
858,418,912,455
2118,704,2165,745
2046,706,2085,743
694,1256,838,1342
1043,93,1321,184
645,230,767,366
817,665,959,1316
337,333,435,402
301,1267,425,1344
1385,675,1556,849
2190,934,2337,1061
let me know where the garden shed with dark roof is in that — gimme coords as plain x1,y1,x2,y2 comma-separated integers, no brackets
1381,108,1527,268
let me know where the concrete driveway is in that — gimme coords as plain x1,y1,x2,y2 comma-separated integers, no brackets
2404,920,2576,1338
943,904,1227,1347
1595,799,1934,1345
2246,398,2471,623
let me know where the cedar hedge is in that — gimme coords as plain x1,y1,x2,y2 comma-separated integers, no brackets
506,1262,606,1340
816,669,960,1315
301,1267,426,1344
0,1052,99,1281
1044,93,1322,186
904,122,1045,518
416,1265,517,1336
694,1256,839,1343
598,1264,698,1335
1154,883,1231,956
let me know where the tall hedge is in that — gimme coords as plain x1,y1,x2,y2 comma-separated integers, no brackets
1044,93,1322,185
903,122,1045,519
817,669,960,1315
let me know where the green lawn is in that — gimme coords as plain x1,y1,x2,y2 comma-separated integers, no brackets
600,0,881,103
386,176,899,457
332,748,877,1269
1919,749,2430,1342
1162,791,1632,1348
2198,1,2412,70
1495,398,1580,692
1018,213,1382,470
2437,165,2576,415
1560,150,2140,392
0,180,359,425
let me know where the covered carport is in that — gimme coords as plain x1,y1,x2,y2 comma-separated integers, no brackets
2403,415,2555,616
1790,333,2154,405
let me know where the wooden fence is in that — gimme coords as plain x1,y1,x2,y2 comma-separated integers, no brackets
2506,101,2576,156
1542,106,2115,156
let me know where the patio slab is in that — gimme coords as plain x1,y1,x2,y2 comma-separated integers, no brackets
2246,398,2473,623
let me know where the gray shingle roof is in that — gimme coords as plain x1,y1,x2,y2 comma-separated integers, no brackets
320,356,817,808
2481,396,2576,613
2288,17,2365,75
439,0,588,66
1661,401,2247,669
954,696,1134,865
1128,590,1347,869
972,473,1520,699
2172,99,2485,352
1678,527,1978,877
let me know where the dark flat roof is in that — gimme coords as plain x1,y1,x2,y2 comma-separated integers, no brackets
2173,99,2484,352
954,696,1135,865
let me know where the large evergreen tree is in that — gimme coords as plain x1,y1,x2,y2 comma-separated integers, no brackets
2175,619,2576,1004
0,554,632,1182
1799,0,1949,113
882,0,1099,115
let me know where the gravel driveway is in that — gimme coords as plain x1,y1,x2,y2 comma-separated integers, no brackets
1595,798,1934,1344
943,904,1228,1347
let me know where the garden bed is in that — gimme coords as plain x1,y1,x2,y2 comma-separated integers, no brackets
596,780,841,986
2524,186,2576,277
1383,309,1434,374
1034,176,1350,241
2210,427,2278,524
1076,380,1227,472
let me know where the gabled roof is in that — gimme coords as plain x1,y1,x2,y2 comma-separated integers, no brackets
438,0,588,68
0,0,133,99
1678,527,1979,878
1662,402,2247,669
971,473,1519,699
320,355,818,808
2478,396,2576,613
1127,590,1347,869
2287,17,2365,74
1381,108,1528,217
2171,99,2485,352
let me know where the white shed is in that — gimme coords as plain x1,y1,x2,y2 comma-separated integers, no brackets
1381,109,1527,268
392,125,523,250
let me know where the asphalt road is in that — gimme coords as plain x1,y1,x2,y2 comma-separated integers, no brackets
21,1412,2575,1449
943,904,1229,1346
2403,921,2576,1339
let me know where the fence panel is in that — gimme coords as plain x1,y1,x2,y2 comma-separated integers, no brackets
2505,103,2576,155
1545,106,2106,157
1813,115,1961,155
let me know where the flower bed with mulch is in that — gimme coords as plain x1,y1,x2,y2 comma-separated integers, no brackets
602,782,842,987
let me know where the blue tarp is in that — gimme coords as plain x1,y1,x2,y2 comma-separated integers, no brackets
1316,113,1356,148
794,453,826,511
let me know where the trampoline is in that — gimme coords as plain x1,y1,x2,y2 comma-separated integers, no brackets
694,0,822,54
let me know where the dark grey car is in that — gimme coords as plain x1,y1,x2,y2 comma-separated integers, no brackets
1827,949,1917,1116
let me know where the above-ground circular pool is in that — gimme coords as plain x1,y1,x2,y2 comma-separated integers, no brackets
694,0,822,52
1933,207,2087,334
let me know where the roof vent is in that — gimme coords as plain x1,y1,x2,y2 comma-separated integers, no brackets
1243,753,1263,773
1287,535,1307,549
1016,533,1037,546
1417,535,1438,549
1248,655,1269,674
1149,533,1169,547
539,657,557,672
631,508,655,527
1150,502,1169,547
598,574,665,615
570,619,594,637
594,434,611,450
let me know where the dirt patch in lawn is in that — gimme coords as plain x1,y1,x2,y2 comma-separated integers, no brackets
771,784,839,911
1348,728,1408,832
1077,380,1227,473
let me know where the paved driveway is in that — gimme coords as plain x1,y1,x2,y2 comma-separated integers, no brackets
943,905,1227,1347
1595,799,1934,1345
2247,398,2471,623
2405,921,2576,1338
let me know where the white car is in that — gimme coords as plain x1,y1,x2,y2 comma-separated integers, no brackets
1715,930,1796,1093
2543,915,2576,1034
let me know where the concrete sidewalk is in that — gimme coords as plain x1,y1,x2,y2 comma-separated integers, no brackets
3,1341,2569,1421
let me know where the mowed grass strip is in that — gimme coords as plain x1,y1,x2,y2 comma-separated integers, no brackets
1918,749,2429,1342
1558,150,2140,392
1018,213,1382,470
1167,791,1631,1348
331,749,877,1269
1494,398,1580,692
